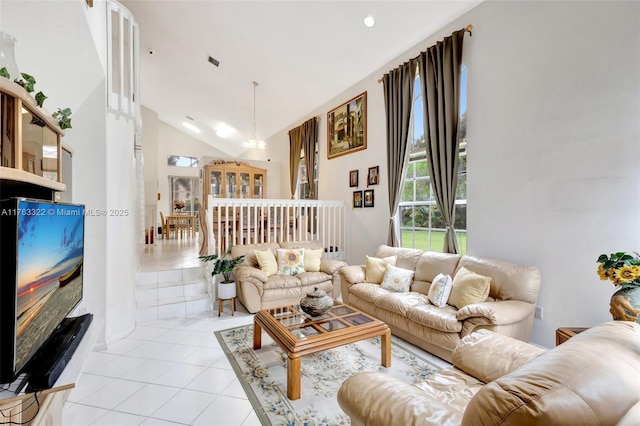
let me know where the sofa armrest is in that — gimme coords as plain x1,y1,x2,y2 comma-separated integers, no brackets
320,259,347,275
455,300,535,325
338,372,461,426
234,265,267,287
451,329,545,383
340,265,365,285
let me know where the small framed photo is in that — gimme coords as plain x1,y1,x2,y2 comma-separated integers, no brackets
349,170,359,187
363,189,374,207
368,166,379,186
353,190,363,208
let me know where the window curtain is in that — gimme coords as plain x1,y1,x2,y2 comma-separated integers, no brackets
383,59,417,246
301,117,318,199
301,117,318,234
417,29,465,254
288,126,303,199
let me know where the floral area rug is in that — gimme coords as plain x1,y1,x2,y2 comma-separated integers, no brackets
215,325,441,426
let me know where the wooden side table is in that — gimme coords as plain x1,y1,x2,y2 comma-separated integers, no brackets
555,327,589,346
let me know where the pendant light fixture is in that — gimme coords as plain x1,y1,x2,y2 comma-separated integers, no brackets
243,81,266,149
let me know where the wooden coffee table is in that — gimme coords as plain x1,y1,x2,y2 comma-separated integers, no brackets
253,300,391,400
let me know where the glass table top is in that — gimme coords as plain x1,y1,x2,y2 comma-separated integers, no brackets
264,300,376,340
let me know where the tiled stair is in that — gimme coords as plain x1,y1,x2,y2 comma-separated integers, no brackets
135,265,211,323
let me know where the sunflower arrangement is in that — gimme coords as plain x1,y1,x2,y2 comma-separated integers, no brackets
597,252,640,286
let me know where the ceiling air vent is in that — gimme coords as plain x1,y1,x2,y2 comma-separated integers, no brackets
208,56,220,67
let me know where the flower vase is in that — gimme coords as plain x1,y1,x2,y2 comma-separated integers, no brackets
610,284,640,324
0,32,21,81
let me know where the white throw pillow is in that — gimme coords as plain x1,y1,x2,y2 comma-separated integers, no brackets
381,265,414,293
276,248,305,276
428,273,453,307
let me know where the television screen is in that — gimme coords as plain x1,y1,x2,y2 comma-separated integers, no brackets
0,198,85,383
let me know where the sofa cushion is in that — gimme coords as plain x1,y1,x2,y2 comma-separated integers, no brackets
263,274,306,290
428,273,453,307
366,255,397,283
374,245,423,271
448,266,491,309
406,304,462,333
349,283,391,304
276,248,305,276
374,292,429,316
412,252,461,295
279,240,323,250
381,265,414,292
304,248,323,272
255,249,278,277
232,242,280,267
297,271,332,287
456,256,540,303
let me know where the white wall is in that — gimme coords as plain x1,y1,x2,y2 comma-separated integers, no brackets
141,106,159,206
269,0,640,348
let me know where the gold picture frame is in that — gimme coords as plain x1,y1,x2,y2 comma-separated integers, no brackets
327,92,367,159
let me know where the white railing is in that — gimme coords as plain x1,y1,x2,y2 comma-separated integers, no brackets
205,198,346,260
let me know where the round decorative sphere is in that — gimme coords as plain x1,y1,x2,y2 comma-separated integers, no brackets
300,287,333,317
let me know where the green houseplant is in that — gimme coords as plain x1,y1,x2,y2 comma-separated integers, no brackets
199,244,245,284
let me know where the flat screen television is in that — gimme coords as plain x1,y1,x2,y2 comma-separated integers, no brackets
0,198,85,384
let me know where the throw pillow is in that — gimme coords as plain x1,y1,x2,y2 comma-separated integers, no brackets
276,248,305,276
365,255,398,284
304,248,323,272
254,249,277,277
448,266,491,309
428,273,453,307
381,265,415,293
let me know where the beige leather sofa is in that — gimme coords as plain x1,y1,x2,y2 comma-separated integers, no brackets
231,241,347,313
340,245,540,361
338,321,640,426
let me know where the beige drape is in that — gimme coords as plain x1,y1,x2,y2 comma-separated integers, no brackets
418,29,465,254
301,118,318,199
383,59,417,246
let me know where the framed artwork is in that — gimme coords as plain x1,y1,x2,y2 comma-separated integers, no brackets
364,189,374,208
353,191,363,208
368,166,379,186
327,91,367,159
349,170,359,187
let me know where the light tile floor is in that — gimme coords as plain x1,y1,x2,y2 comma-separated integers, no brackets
63,237,451,426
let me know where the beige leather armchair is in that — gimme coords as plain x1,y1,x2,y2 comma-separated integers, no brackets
338,321,640,426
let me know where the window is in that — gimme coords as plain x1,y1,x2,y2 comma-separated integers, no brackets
169,176,199,215
167,155,199,168
398,65,467,254
297,143,318,199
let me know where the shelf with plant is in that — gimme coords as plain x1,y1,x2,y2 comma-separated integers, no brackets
0,68,72,130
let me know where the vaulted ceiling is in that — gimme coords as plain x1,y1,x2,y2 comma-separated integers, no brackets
121,0,480,157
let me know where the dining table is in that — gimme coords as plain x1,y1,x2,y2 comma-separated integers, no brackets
164,213,196,238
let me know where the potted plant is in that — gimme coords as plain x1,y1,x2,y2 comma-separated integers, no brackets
199,244,245,300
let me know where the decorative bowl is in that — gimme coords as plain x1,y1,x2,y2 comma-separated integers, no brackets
300,287,333,317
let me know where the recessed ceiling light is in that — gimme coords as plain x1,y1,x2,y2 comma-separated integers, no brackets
216,122,235,139
363,16,375,28
182,121,201,134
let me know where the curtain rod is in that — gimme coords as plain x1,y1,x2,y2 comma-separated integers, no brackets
377,24,472,84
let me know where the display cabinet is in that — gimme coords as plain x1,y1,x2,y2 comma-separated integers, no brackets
202,161,266,210
0,78,65,200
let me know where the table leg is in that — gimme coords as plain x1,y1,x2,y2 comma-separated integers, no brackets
287,356,301,400
218,298,222,317
231,298,235,316
253,321,262,350
381,330,391,367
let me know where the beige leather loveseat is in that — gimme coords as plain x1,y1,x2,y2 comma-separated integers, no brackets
340,245,540,361
231,240,347,313
338,321,640,425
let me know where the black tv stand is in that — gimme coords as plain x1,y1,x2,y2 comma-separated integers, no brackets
25,313,93,392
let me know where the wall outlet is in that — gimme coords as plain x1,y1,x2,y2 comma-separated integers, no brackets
534,306,543,319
